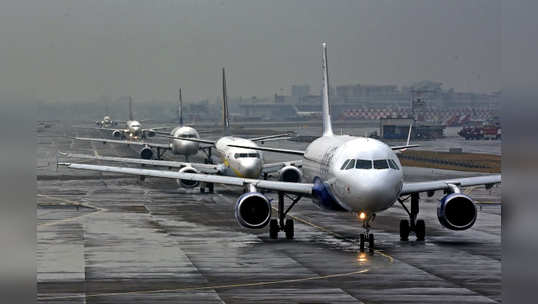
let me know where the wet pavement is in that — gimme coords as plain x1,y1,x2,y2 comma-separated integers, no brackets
37,122,501,303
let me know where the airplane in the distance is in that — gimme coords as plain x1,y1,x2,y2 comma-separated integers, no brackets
59,43,501,251
75,94,204,160
95,115,120,128
62,68,301,193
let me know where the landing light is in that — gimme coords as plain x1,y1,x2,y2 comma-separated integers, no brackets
359,212,366,220
357,252,368,264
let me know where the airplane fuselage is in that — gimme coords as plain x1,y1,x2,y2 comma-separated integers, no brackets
124,120,143,139
304,135,403,214
170,126,200,156
215,136,263,179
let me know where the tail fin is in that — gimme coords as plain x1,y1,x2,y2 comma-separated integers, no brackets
222,68,230,130
178,89,184,125
321,43,334,136
128,96,134,121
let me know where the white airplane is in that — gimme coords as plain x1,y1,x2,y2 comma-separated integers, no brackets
76,94,204,160
95,115,120,128
59,43,501,251
152,88,201,160
62,69,301,193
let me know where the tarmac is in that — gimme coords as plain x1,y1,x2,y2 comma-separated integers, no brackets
37,122,501,303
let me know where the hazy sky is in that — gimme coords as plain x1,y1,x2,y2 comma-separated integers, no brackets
1,0,500,103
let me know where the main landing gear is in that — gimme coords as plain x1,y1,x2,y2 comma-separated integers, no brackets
398,193,425,241
269,192,302,240
201,147,213,164
199,182,214,194
358,213,376,252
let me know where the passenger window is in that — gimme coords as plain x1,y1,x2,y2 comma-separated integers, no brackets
240,153,247,158
373,159,389,169
248,153,258,158
388,159,400,170
345,159,356,170
355,159,372,169
340,159,350,170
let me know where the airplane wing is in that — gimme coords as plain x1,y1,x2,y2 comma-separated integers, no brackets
391,121,419,151
227,144,305,156
144,126,173,131
391,144,420,151
74,137,170,150
59,163,314,194
75,126,124,132
164,135,216,145
400,175,501,195
262,160,303,174
249,133,294,142
59,152,221,174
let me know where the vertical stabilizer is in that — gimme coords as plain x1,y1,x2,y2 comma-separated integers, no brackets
222,68,230,130
321,43,334,136
178,89,184,126
128,96,134,121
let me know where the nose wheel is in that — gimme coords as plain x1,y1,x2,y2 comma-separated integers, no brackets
268,192,302,240
359,216,375,252
359,233,375,252
398,193,426,241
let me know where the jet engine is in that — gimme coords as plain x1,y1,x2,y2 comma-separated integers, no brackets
437,193,477,230
176,166,200,188
278,165,302,183
234,192,271,229
112,130,123,138
139,146,154,160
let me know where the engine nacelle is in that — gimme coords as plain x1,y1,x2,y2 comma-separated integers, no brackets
145,130,156,137
176,166,200,188
234,192,272,229
437,193,477,230
112,130,122,138
139,146,153,160
278,165,302,183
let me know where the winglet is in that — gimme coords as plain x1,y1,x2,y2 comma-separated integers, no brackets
321,42,334,137
405,121,413,146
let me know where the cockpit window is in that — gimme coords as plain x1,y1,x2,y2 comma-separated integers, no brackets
345,159,356,170
373,159,389,169
355,159,373,169
388,159,400,170
234,153,259,158
340,159,350,170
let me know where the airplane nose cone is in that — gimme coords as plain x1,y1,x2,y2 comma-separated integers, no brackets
340,171,401,212
239,159,262,178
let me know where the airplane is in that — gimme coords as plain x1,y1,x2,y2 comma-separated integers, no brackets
75,94,205,160
152,88,202,160
95,115,120,128
59,43,501,251
61,68,302,193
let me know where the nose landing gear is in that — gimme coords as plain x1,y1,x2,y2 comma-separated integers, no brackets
398,193,426,241
359,214,376,252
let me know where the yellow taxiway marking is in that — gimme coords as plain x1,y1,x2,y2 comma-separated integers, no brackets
272,207,395,264
37,194,107,228
38,268,370,301
464,185,500,205
39,188,390,301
